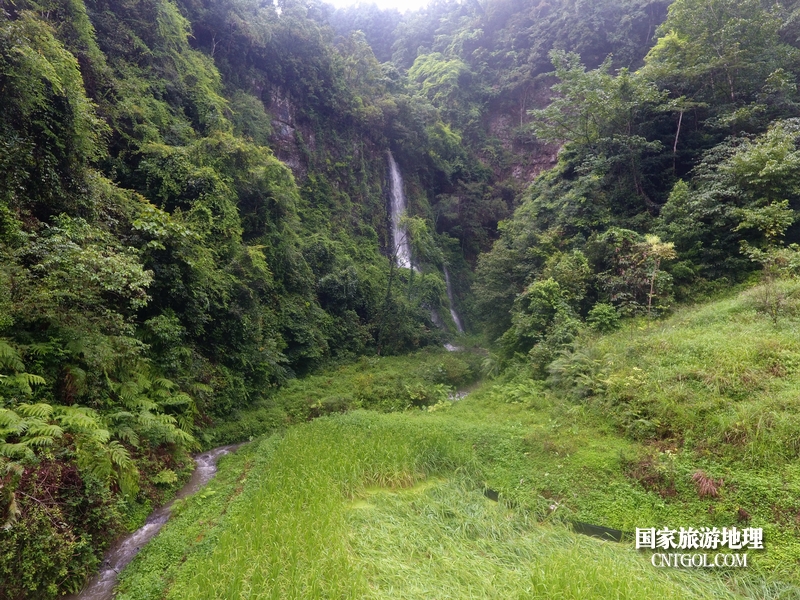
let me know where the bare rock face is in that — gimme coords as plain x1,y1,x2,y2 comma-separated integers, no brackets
268,91,308,178
485,101,560,185
479,76,563,189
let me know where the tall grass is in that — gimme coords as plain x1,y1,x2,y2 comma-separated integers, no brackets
205,350,482,446
550,282,800,465
350,478,744,599
118,409,780,599
165,412,473,599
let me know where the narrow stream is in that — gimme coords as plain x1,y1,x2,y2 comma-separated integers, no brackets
67,443,243,600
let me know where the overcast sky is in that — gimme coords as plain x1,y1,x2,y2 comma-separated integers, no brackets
325,0,431,12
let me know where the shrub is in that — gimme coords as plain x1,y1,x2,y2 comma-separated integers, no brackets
586,303,620,332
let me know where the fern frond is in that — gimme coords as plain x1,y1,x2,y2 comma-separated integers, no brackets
89,428,111,444
167,427,196,447
152,377,177,391
0,373,45,394
125,396,158,412
152,469,177,485
176,414,195,433
117,468,139,497
187,382,213,395
55,407,102,431
117,380,141,402
108,441,132,469
106,411,135,421
2,493,20,530
0,341,24,372
135,411,158,428
159,392,192,407
0,409,24,431
16,403,53,419
75,438,112,482
23,436,55,447
107,440,139,496
151,413,177,426
114,426,140,448
3,462,23,477
0,442,34,459
19,373,45,387
25,342,52,356
25,424,63,439
65,338,89,356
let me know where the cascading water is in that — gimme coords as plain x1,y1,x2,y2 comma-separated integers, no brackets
443,266,465,334
387,152,412,269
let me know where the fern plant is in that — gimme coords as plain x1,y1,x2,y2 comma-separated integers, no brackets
547,346,611,401
107,367,198,449
0,340,200,525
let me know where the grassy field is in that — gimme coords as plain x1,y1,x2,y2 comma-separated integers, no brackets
115,284,800,599
116,412,755,600
202,348,483,446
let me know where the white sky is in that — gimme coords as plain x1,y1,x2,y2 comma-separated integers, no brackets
325,0,431,12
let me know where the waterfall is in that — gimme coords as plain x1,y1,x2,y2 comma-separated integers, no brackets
387,152,413,269
443,266,465,334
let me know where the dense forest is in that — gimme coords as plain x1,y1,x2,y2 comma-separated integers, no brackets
3,0,800,596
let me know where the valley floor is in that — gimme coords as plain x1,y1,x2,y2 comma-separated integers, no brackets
113,285,800,599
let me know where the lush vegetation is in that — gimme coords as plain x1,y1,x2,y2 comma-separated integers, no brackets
204,348,483,445
0,0,482,594
115,285,800,596
111,414,745,599
5,0,800,596
473,0,800,363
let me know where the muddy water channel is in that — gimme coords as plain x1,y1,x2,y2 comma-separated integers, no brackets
67,443,243,600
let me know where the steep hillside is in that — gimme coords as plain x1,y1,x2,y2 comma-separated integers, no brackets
473,0,800,363
0,0,475,595
331,0,672,249
8,0,800,597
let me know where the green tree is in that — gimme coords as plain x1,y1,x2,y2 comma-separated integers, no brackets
642,0,798,128
736,201,799,323
658,118,800,279
591,228,676,316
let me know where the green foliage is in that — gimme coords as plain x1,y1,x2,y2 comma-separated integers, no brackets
206,349,481,445
541,250,592,304
592,229,677,316
658,118,800,280
586,303,621,332
643,0,798,122
0,9,108,216
502,279,571,353
9,0,800,594
736,200,800,323
530,51,667,147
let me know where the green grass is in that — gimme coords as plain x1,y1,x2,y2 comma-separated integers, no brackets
349,478,746,599
203,348,483,446
116,284,800,598
113,442,260,598
554,281,800,465
117,411,472,599
446,385,800,583
118,411,759,599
